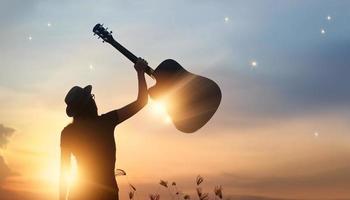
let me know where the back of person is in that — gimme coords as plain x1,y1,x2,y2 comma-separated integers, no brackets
61,117,118,199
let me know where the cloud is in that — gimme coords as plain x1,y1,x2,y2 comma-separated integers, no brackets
0,124,15,148
0,124,15,183
266,41,350,109
206,40,350,131
0,156,11,183
0,187,42,200
219,164,350,194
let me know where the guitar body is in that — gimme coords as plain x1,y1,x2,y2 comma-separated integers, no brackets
149,59,222,133
93,24,222,133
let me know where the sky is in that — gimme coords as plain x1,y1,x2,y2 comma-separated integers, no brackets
0,0,350,199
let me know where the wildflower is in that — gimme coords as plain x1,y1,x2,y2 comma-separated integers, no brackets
196,175,203,185
159,180,168,188
214,185,223,199
115,169,126,176
199,193,209,200
149,193,160,200
129,184,137,191
196,187,208,200
196,187,203,197
129,191,134,199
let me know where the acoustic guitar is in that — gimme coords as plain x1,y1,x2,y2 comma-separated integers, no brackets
93,23,221,133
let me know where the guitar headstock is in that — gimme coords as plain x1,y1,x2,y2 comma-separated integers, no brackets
93,23,114,43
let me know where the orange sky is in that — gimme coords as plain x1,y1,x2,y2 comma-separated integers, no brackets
1,93,350,199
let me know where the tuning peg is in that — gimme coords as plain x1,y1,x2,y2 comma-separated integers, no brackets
110,31,113,34
102,40,105,43
93,33,96,36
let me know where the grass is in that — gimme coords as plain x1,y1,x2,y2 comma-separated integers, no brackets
116,172,223,200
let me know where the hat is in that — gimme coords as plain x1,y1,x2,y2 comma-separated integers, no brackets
65,85,92,117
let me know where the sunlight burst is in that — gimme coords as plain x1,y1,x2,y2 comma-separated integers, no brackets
148,98,172,124
151,100,167,115
66,157,78,186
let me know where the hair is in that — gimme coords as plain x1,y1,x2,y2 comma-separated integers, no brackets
73,97,98,121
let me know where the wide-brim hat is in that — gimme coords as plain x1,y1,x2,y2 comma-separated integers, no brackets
65,85,92,117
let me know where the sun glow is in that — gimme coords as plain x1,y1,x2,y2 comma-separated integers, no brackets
148,98,172,124
61,156,78,187
67,156,78,186
164,115,172,124
152,101,167,114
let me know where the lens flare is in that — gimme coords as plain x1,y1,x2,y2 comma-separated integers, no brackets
148,98,172,124
153,101,167,115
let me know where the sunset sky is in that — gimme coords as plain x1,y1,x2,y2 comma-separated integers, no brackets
1,0,350,199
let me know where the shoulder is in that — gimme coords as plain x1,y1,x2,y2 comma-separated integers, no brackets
60,123,74,147
61,123,74,135
99,110,119,127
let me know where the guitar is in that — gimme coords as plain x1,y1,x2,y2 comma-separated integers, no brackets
93,23,222,133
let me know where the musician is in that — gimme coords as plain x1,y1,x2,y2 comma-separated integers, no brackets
59,58,148,200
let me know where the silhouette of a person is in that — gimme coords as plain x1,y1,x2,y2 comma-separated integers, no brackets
59,58,149,200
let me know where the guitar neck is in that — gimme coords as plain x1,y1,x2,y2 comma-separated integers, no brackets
109,39,155,78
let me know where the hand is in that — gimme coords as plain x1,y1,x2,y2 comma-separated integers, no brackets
134,57,148,73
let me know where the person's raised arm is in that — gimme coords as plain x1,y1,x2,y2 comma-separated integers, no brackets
112,58,149,124
59,147,71,200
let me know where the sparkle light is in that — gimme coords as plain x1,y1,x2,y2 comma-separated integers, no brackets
224,17,229,22
321,29,326,34
250,61,258,70
28,36,32,41
89,64,94,70
314,132,319,137
47,22,52,27
327,15,331,21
